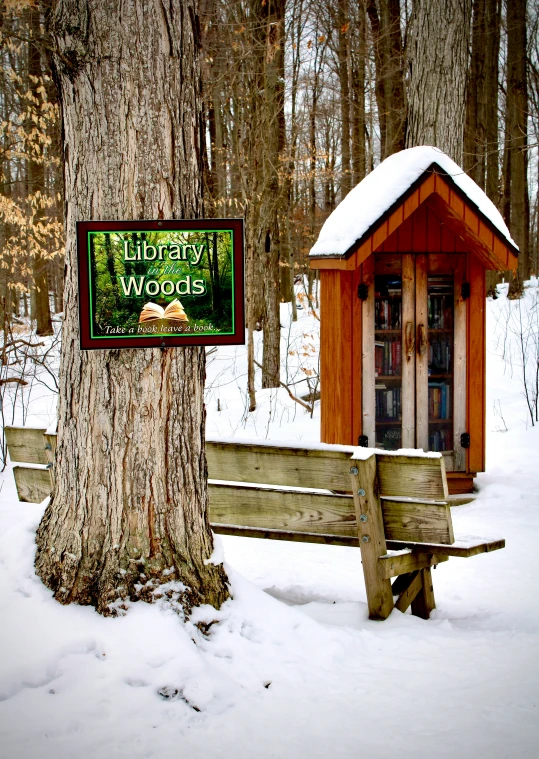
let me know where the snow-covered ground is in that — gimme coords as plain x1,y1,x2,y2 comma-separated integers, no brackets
1,284,538,759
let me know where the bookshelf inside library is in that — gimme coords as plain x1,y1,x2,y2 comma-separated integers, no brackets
371,255,462,464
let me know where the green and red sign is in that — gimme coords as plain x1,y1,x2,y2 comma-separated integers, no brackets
77,219,244,349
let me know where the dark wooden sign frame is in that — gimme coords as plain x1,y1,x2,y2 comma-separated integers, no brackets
77,218,244,350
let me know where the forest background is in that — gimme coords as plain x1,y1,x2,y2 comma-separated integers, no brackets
0,0,538,409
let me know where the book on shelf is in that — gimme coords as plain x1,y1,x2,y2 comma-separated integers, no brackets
139,299,189,323
375,298,402,329
428,382,451,420
429,427,452,452
376,386,401,419
375,338,402,376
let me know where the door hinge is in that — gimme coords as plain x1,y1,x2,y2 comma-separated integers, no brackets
358,283,368,301
461,282,470,300
460,432,470,448
358,435,369,447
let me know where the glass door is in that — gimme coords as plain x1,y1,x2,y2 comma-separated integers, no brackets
366,253,466,470
427,276,453,453
374,274,402,450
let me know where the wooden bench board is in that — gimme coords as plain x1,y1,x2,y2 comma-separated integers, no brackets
5,425,505,621
5,427,49,465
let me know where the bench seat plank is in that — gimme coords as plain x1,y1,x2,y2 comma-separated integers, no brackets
386,536,505,557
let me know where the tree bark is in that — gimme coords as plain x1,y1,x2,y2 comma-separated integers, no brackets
27,8,53,337
35,0,229,616
505,0,530,293
406,0,472,162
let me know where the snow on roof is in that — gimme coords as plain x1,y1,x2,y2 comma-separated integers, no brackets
309,146,517,258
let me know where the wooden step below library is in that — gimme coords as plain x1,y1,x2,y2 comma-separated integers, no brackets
309,154,518,494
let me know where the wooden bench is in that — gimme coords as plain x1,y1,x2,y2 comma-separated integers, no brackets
4,427,504,620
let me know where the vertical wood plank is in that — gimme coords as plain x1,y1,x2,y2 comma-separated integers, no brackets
415,254,429,450
453,255,467,472
398,214,413,251
401,254,416,447
468,255,486,472
338,271,354,444
412,204,428,251
410,567,436,619
427,206,442,251
351,455,394,620
352,265,363,444
362,256,376,446
320,271,333,442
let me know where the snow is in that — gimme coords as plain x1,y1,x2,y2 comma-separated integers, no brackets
309,146,517,258
1,283,539,758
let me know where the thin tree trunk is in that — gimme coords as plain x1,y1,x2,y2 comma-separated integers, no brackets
506,0,530,294
35,0,229,616
28,8,53,336
337,0,352,198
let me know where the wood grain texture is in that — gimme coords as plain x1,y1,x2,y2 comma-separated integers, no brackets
5,426,48,465
415,254,429,450
401,254,415,447
319,270,354,444
211,524,358,547
206,441,354,492
394,571,422,613
208,483,357,537
377,455,448,499
378,551,449,579
13,466,52,503
386,536,505,557
453,255,467,472
411,567,436,619
468,254,486,472
361,256,376,446
381,498,454,544
351,455,394,620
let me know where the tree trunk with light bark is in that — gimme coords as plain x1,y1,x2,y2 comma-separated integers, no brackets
35,0,230,616
406,0,471,162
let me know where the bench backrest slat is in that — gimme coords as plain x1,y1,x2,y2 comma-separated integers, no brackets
13,466,51,504
209,483,357,538
377,455,449,500
381,498,454,544
206,441,354,492
5,426,48,465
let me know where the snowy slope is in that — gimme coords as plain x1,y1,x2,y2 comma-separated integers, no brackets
0,284,538,759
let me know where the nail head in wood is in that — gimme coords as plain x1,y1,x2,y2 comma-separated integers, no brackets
350,466,359,475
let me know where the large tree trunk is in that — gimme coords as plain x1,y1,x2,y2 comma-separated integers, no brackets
35,0,229,616
406,0,472,162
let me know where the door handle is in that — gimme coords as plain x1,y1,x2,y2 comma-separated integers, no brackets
417,324,427,356
405,321,415,361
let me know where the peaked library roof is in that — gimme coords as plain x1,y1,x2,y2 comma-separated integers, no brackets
309,147,518,271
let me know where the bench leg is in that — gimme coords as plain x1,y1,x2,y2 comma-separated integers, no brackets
411,567,436,620
351,456,394,620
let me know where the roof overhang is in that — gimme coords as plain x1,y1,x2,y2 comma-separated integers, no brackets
310,164,518,271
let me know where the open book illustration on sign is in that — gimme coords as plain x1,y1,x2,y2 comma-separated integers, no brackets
138,299,189,323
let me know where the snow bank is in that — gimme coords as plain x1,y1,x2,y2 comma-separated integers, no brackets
309,146,517,258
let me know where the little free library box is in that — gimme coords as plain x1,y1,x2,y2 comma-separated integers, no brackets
309,147,519,494
77,218,244,349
